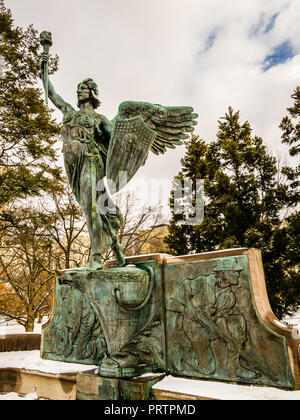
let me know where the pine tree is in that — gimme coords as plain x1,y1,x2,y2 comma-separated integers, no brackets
0,1,63,329
165,107,299,318
0,0,61,209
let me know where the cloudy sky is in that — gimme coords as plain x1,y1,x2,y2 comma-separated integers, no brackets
5,0,300,211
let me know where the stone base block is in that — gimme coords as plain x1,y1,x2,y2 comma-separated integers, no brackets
0,368,77,400
152,375,300,400
76,370,165,400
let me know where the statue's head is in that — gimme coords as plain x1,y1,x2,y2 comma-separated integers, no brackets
77,78,101,109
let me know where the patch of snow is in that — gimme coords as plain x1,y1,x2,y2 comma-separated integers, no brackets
273,319,288,328
0,350,97,374
135,372,165,379
284,310,300,325
152,376,300,400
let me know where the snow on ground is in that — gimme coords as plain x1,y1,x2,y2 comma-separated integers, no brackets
0,350,97,374
1,313,299,399
152,375,300,400
0,319,98,375
284,310,300,328
1,350,299,400
0,391,39,400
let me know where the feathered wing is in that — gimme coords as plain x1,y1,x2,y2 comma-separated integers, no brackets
113,101,198,155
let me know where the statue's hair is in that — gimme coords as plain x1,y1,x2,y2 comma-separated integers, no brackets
77,78,101,109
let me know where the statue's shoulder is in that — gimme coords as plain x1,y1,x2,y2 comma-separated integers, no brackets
62,105,77,124
92,112,103,121
96,113,109,123
95,113,112,129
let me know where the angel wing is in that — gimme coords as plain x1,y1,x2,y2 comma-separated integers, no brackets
114,101,198,155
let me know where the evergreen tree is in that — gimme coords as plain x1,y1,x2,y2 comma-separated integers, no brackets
0,0,61,209
0,1,63,329
279,86,300,206
165,107,299,318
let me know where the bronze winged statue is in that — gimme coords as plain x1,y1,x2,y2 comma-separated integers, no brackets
40,32,198,271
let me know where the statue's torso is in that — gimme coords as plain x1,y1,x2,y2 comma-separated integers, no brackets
61,108,108,200
62,109,105,150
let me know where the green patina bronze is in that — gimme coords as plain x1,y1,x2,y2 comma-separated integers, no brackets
39,32,196,383
42,260,166,378
39,31,52,106
41,252,296,391
39,33,198,271
165,254,294,389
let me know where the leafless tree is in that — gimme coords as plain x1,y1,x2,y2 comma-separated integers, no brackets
0,209,54,331
0,184,169,331
105,190,169,260
37,183,90,270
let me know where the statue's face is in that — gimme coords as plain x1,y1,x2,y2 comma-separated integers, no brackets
77,83,90,103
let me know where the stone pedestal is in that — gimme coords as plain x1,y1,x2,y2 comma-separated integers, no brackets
41,249,300,395
41,256,166,378
76,370,165,400
164,249,299,389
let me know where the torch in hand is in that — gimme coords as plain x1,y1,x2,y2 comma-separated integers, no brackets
39,31,52,107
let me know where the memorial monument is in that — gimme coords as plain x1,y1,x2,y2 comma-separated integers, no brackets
39,32,300,399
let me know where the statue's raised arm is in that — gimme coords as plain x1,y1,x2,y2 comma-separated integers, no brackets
39,31,73,114
39,31,123,271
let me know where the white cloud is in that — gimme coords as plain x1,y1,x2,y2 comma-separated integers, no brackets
5,0,300,210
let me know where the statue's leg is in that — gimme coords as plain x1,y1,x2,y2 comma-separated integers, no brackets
102,213,126,267
111,234,126,267
84,211,104,270
102,207,126,267
79,162,107,270
99,189,126,267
